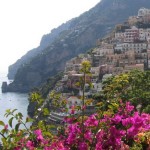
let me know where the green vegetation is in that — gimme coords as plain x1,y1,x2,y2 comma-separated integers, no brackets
38,72,63,98
94,70,150,113
0,66,150,149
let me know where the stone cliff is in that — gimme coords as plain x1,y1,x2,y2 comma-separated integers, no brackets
6,0,150,92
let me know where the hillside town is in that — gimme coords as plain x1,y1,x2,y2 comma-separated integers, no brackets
1,2,150,148
48,8,150,123
59,8,150,94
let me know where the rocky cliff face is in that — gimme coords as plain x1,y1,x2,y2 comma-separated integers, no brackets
6,0,150,92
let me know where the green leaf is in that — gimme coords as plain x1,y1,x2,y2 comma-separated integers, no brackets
4,109,11,117
0,121,5,126
6,109,11,113
43,108,49,116
15,123,21,132
42,131,52,137
8,117,14,128
75,82,80,87
38,121,45,130
11,109,17,114
1,128,7,134
1,138,7,146
108,104,113,110
25,117,33,123
18,112,23,119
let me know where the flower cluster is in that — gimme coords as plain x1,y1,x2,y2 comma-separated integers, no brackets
0,102,150,150
47,102,150,150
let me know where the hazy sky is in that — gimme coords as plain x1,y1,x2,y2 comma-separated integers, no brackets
0,0,100,72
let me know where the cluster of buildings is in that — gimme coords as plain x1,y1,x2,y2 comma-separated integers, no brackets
93,8,150,76
48,8,150,123
128,7,150,25
60,8,150,96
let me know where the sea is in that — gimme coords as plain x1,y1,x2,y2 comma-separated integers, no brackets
0,72,29,129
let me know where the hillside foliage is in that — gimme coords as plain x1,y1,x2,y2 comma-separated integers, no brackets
0,65,150,149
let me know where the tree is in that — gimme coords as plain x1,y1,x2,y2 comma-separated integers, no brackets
98,70,150,113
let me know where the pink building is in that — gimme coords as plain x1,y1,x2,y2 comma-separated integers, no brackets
124,26,139,43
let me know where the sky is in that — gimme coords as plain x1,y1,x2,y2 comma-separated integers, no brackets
0,0,100,72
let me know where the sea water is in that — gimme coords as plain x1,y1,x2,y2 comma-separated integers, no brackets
0,72,29,128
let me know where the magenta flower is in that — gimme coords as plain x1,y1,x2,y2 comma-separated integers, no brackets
71,105,75,114
34,129,42,135
26,140,35,150
7,101,150,150
95,143,103,150
4,124,8,130
108,126,125,148
84,130,92,141
127,126,138,138
125,102,134,113
85,114,98,127
64,116,76,124
78,142,88,150
37,134,44,140
112,114,122,124
122,117,132,127
82,105,86,110
14,147,21,150
132,112,143,128
66,132,76,145
34,129,44,141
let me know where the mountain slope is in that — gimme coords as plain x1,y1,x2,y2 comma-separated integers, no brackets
8,21,72,79
7,0,150,92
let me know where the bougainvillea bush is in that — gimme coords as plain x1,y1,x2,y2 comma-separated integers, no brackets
0,101,150,150
51,101,150,150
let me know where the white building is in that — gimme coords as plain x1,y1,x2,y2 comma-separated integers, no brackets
102,74,112,82
114,43,124,53
90,67,100,83
138,8,150,17
139,28,146,41
92,83,102,92
92,46,114,56
124,26,139,43
122,43,147,53
139,28,150,41
115,32,124,42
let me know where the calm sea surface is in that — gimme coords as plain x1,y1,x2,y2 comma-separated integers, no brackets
0,72,29,126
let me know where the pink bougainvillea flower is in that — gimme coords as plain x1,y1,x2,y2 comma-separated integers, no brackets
4,124,8,130
37,134,44,141
26,140,35,150
84,114,98,127
122,117,133,127
125,102,134,113
84,130,92,141
112,114,122,124
78,141,88,150
70,105,75,114
34,129,44,141
14,147,21,150
34,129,42,136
